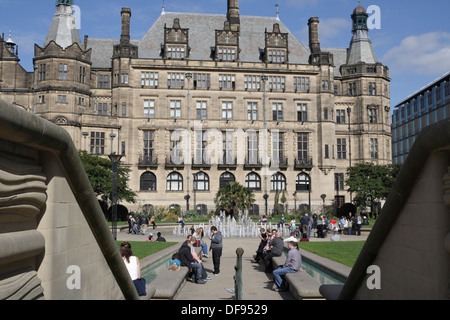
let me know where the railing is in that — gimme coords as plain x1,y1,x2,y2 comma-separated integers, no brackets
244,157,263,169
234,247,244,300
270,157,288,169
217,156,237,169
294,157,313,170
165,156,184,169
138,155,158,167
191,157,211,169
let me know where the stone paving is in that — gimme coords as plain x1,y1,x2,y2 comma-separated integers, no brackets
117,224,369,300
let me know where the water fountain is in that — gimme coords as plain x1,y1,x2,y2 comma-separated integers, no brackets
172,211,291,238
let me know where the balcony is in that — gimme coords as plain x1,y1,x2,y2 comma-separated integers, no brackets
244,157,262,170
294,157,313,170
165,156,184,169
217,156,237,170
269,157,288,170
191,157,212,169
138,155,158,168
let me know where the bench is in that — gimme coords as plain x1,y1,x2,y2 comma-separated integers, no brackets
150,246,203,300
271,255,323,300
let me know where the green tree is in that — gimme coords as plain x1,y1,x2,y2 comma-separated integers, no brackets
345,162,401,214
79,150,137,204
214,181,255,218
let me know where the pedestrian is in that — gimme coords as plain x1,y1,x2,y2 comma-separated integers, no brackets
209,226,223,276
300,213,310,238
120,242,146,296
356,213,362,236
264,231,284,273
127,215,133,234
347,217,353,236
270,241,303,292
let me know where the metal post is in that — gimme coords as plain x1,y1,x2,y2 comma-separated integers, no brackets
108,153,122,241
185,73,192,212
82,132,89,151
347,106,352,203
234,247,244,300
262,75,269,216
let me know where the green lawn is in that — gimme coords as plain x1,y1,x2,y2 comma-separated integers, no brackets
116,241,178,259
298,241,366,267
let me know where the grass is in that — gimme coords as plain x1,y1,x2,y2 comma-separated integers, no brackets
116,241,178,259
298,241,366,267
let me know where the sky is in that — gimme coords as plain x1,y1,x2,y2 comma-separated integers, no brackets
1,0,450,108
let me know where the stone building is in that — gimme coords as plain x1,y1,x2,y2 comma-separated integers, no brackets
0,0,392,215
392,71,450,164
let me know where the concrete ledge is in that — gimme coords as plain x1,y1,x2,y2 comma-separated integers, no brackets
271,254,323,300
150,246,203,300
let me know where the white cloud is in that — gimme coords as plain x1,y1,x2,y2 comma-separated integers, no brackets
382,32,450,76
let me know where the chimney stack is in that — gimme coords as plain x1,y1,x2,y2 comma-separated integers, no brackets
121,8,131,45
227,0,240,33
308,17,320,54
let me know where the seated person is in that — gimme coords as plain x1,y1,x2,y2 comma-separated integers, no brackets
251,228,268,263
283,232,298,242
264,232,284,273
155,232,166,242
177,240,206,284
169,258,181,271
270,241,304,292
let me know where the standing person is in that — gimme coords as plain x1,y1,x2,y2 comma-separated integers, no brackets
127,215,133,234
356,213,362,236
300,213,310,238
209,226,223,276
347,217,353,236
120,242,146,296
264,231,284,273
270,241,303,292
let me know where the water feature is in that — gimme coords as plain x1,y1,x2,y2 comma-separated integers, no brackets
173,211,291,238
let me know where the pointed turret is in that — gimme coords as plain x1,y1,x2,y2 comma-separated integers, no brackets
346,2,377,65
44,0,82,49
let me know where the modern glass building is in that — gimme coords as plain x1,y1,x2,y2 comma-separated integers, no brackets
392,72,450,164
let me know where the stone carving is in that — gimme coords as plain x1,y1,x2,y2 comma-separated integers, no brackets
0,143,48,300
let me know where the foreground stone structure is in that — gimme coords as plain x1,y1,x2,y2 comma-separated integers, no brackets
321,119,450,300
0,100,138,300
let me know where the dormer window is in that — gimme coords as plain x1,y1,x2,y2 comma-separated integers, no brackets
264,23,289,64
164,18,189,60
215,21,239,62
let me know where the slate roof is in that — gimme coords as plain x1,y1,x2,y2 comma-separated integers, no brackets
85,11,354,77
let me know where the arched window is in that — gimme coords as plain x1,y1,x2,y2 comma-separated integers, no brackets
196,204,208,215
219,172,235,189
245,172,261,191
296,173,311,191
271,172,286,191
194,172,209,191
248,204,259,216
167,172,183,191
140,172,156,191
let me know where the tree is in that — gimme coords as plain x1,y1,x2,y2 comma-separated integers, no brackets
345,162,401,216
79,150,137,204
214,182,255,218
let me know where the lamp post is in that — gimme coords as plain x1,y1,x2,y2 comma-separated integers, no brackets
347,106,352,203
185,73,192,212
262,75,269,216
109,131,116,154
108,152,122,241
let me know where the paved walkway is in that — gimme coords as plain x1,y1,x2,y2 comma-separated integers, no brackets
117,225,369,300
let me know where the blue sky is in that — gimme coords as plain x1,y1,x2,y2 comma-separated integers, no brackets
1,0,449,107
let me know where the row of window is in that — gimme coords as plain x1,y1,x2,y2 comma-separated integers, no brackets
37,63,87,83
140,171,311,193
